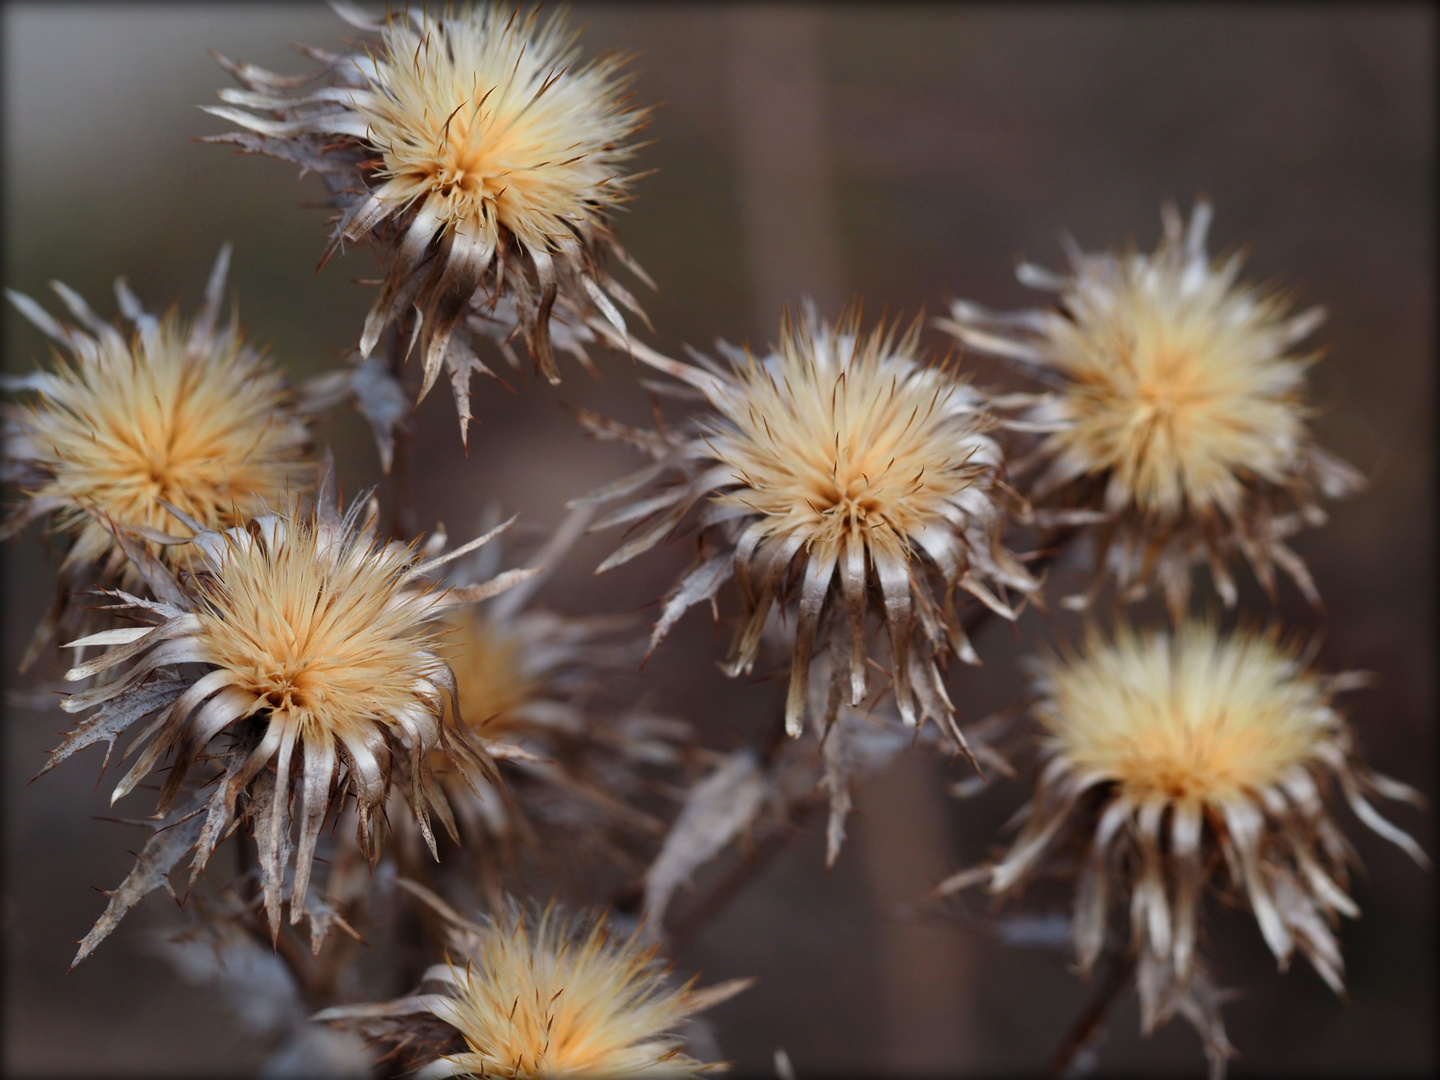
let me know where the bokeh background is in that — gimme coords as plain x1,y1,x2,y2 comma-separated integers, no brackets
2,3,1433,1076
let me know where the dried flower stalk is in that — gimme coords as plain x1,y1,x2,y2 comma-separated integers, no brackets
41,471,537,951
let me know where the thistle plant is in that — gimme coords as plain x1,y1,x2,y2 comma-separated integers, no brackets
39,475,534,957
935,621,1425,1076
376,507,700,905
205,1,651,443
317,889,750,1078
581,304,1037,747
939,202,1365,621
4,5,1425,1078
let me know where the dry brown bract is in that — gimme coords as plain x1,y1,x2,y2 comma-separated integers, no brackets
2,246,313,668
40,473,537,957
938,622,1426,1070
204,1,652,444
317,890,748,1077
580,305,1038,748
938,202,1364,621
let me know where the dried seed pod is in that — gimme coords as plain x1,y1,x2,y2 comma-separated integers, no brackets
396,507,697,893
940,621,1426,1069
316,890,749,1078
43,472,537,953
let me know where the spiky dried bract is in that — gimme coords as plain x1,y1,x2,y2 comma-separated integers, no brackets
2,246,312,668
45,479,534,946
939,202,1364,621
582,305,1038,745
975,622,1425,1036
319,901,729,1077
205,2,651,442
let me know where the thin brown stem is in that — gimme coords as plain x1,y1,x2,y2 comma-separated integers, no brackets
668,792,826,954
1047,948,1137,1079
230,833,325,1009
389,830,449,993
386,317,417,542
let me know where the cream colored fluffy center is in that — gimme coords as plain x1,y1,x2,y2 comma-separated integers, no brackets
22,317,304,565
1040,624,1331,803
357,7,636,251
436,913,697,1077
1048,268,1309,519
712,329,984,561
196,524,442,735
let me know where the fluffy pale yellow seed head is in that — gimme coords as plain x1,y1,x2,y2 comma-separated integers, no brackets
446,617,535,739
1037,623,1333,805
711,316,988,563
1046,248,1311,520
431,908,704,1077
195,518,446,740
18,314,307,569
358,4,641,253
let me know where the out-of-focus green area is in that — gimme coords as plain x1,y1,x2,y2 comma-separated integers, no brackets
3,4,1432,1076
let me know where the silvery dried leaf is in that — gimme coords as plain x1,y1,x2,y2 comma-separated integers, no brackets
348,351,410,473
642,750,767,933
72,788,209,969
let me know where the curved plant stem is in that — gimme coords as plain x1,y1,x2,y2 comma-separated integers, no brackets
386,316,417,542
668,792,826,954
1048,948,1137,1078
661,598,1008,954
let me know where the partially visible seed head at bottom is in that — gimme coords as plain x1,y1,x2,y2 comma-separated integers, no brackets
317,896,750,1078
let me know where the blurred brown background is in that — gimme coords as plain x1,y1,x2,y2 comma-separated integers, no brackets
2,3,1432,1076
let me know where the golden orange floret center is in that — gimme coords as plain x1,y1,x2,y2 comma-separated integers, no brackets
438,912,695,1076
194,525,442,731
353,9,638,250
1039,626,1329,804
374,91,532,221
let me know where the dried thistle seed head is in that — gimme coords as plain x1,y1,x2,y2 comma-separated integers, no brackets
317,897,745,1078
973,621,1425,1037
940,201,1365,621
449,615,540,741
44,477,535,955
1042,625,1324,806
582,302,1038,747
424,508,692,866
436,606,688,844
2,246,313,668
205,2,652,443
